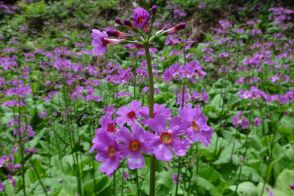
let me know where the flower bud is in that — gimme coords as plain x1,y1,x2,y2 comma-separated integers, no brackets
175,22,186,31
115,17,124,26
123,19,134,28
151,5,157,15
106,29,127,38
163,22,186,34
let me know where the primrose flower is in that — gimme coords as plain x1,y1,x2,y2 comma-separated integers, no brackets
90,131,121,176
116,100,142,126
91,29,122,56
133,7,150,30
253,117,262,126
96,114,117,134
140,103,172,120
232,112,250,129
145,116,189,161
116,125,150,169
0,182,4,192
178,104,213,147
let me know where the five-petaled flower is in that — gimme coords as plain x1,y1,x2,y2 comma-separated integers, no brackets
116,125,151,169
145,116,189,161
178,104,213,146
133,7,150,30
116,100,142,126
90,131,121,176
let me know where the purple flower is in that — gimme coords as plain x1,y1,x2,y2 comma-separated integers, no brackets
191,91,209,103
116,100,142,126
140,104,172,120
218,52,229,59
165,35,181,45
133,7,150,30
172,173,180,184
8,174,16,187
116,125,150,169
145,116,189,161
90,131,121,176
5,85,32,97
178,104,213,146
91,29,122,56
0,182,4,192
241,118,249,129
0,156,9,168
122,171,130,180
2,100,25,107
232,112,249,129
254,117,262,126
290,183,294,190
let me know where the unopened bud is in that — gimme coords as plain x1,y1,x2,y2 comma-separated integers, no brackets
123,19,134,28
175,22,186,31
163,22,186,34
115,17,124,26
151,5,157,15
106,29,126,38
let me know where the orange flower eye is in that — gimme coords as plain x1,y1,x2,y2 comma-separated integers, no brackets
160,132,173,145
108,146,116,158
138,16,144,24
129,140,141,152
191,120,199,132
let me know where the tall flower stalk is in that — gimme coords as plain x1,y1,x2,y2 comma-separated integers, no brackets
89,6,212,196
143,41,156,196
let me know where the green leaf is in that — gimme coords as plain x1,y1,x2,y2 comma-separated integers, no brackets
229,181,257,196
274,169,294,196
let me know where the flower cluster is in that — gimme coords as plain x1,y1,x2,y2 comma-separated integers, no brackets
163,60,206,82
91,6,185,57
238,86,294,104
90,101,213,176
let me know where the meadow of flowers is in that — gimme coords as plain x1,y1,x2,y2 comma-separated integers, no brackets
0,0,294,195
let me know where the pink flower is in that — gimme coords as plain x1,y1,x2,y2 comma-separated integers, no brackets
145,116,189,161
90,131,121,176
116,100,142,126
140,104,172,120
253,117,262,126
0,182,4,192
116,125,150,169
133,7,150,30
91,29,122,56
178,104,213,146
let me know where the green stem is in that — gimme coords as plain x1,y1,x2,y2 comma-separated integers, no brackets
113,172,116,196
175,83,186,195
234,100,253,194
144,42,156,196
30,161,48,196
17,72,26,196
230,132,237,161
175,156,181,196
121,169,124,196
136,169,140,196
